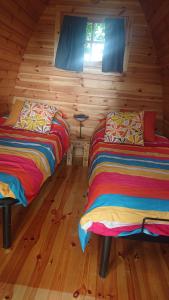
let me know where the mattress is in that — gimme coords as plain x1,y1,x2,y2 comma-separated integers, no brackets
0,117,69,206
79,122,169,250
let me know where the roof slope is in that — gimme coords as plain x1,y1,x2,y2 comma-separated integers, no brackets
0,0,49,113
140,0,169,136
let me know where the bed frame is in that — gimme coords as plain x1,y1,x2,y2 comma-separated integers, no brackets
0,161,64,249
1,199,169,279
99,217,169,278
0,198,19,248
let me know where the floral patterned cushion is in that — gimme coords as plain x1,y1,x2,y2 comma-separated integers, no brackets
104,111,144,145
15,101,57,133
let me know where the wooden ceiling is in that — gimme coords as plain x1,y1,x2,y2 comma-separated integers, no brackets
139,0,169,65
0,0,49,113
139,0,169,136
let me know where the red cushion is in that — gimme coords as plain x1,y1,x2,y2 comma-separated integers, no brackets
0,116,6,125
144,111,156,142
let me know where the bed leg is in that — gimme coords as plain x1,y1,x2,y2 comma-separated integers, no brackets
2,205,11,249
99,236,112,278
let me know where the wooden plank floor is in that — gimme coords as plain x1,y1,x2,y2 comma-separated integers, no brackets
0,162,168,300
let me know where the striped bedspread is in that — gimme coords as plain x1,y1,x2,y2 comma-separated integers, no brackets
0,117,69,206
79,122,169,250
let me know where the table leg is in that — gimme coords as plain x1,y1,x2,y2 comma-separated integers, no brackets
83,142,89,166
67,145,73,165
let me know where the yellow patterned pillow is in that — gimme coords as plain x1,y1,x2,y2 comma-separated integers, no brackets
104,111,144,145
15,101,57,133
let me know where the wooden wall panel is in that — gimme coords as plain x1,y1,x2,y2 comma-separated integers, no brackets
0,0,49,114
139,0,169,137
14,0,164,138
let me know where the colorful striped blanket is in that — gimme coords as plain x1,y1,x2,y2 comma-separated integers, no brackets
79,122,169,250
0,117,69,206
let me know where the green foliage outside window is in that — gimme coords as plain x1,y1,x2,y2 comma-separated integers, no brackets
93,23,105,41
86,23,93,41
84,22,105,63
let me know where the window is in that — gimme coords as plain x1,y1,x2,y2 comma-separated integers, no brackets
84,22,105,67
55,15,126,74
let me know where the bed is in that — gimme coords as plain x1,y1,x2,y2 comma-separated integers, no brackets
79,120,169,277
0,116,69,248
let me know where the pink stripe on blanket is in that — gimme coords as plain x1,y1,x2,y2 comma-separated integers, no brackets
90,172,169,191
0,154,43,199
89,223,169,237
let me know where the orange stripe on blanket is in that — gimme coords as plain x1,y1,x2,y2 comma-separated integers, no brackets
0,165,43,202
90,143,169,161
0,130,61,162
87,183,169,210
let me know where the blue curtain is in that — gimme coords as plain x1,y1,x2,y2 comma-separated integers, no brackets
55,15,87,72
102,18,125,73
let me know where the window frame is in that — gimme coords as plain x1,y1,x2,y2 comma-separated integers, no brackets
83,16,131,75
54,13,131,76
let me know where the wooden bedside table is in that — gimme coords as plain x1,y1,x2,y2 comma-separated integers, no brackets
67,138,90,166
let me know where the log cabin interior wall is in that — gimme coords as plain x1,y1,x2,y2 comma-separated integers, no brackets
0,0,49,114
139,0,169,137
12,0,164,138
